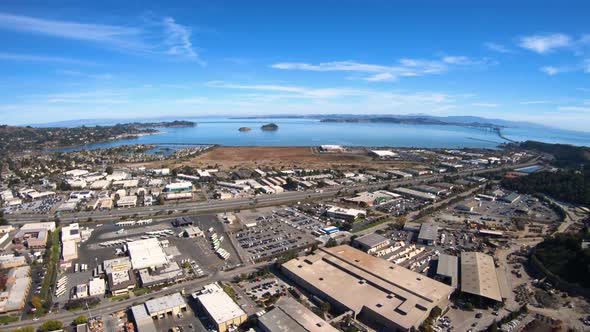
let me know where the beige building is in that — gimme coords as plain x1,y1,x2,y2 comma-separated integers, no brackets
460,252,503,302
144,293,187,319
282,246,454,331
193,283,248,332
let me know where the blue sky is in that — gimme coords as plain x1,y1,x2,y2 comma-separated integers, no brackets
1,0,590,130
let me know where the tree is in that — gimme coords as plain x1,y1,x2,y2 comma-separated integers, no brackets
325,238,338,248
31,295,43,311
73,315,88,325
105,166,114,175
40,320,63,332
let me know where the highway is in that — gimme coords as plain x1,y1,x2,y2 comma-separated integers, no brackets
6,159,540,225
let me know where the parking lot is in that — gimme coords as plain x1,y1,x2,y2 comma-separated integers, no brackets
233,208,316,262
2,196,64,215
153,304,207,332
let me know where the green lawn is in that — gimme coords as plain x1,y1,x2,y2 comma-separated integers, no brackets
0,315,19,325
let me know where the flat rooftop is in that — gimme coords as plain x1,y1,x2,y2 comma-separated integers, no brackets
145,293,186,314
259,297,338,332
460,252,502,302
418,222,439,242
353,233,389,249
282,245,453,331
127,238,168,270
195,283,246,324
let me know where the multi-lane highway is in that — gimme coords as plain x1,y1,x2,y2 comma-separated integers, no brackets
6,159,540,225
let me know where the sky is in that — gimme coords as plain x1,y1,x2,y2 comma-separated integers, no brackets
1,0,590,131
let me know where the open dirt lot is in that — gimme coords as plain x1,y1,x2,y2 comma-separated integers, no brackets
138,146,418,170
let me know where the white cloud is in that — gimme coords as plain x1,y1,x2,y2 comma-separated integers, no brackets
471,103,498,107
364,73,395,82
484,42,511,53
271,56,488,82
518,33,572,54
541,66,561,75
519,100,549,105
0,52,96,65
0,12,201,61
558,106,590,112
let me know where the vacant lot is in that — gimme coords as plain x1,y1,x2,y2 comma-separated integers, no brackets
139,146,418,170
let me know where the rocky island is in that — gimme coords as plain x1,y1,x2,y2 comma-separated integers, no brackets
238,127,252,132
260,123,279,131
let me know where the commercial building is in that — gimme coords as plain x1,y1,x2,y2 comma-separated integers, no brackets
193,283,248,332
116,195,138,208
412,185,447,196
460,252,502,302
417,222,439,245
352,233,390,254
392,187,436,201
127,238,168,270
0,266,32,313
0,254,26,269
344,191,400,207
500,192,521,204
138,262,185,288
144,293,187,319
325,205,366,221
282,246,453,331
62,223,81,243
14,222,56,249
164,182,193,193
259,297,338,332
435,254,458,288
88,277,106,297
62,240,78,262
107,270,136,296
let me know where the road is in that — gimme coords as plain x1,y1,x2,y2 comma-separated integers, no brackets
2,261,271,330
6,160,540,225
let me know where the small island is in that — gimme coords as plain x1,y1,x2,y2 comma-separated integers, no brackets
260,123,279,131
238,127,252,132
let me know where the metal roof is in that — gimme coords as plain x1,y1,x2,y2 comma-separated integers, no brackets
436,254,458,288
418,222,439,242
460,252,502,302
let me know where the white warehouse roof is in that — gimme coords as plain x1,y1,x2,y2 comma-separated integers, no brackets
127,238,168,270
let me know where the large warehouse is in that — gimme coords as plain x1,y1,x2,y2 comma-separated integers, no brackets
127,238,168,270
282,246,453,331
460,252,503,302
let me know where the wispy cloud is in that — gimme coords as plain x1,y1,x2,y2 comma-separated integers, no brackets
519,100,549,105
518,33,572,54
56,70,114,80
471,103,499,107
206,81,361,98
0,52,96,65
558,106,590,112
271,56,489,82
0,12,201,61
484,42,512,53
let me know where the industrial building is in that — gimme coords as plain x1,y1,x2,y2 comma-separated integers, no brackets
164,182,193,193
417,222,439,245
325,205,366,221
131,304,158,332
127,238,168,270
116,195,138,208
193,283,248,332
259,297,338,332
500,192,521,204
104,257,135,296
282,246,453,331
182,226,204,238
352,233,390,254
460,252,502,302
62,240,78,262
370,150,398,159
144,292,187,319
392,187,436,201
455,200,481,212
62,223,81,242
435,254,459,288
344,191,400,207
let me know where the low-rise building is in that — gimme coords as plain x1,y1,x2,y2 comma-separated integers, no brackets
352,233,390,253
88,277,106,297
144,293,187,319
417,222,439,245
259,297,338,332
325,205,366,221
193,283,248,332
116,195,138,208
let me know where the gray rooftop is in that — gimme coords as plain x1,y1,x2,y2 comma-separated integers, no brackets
259,297,338,332
145,292,186,314
418,222,439,242
353,233,389,250
436,254,458,288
